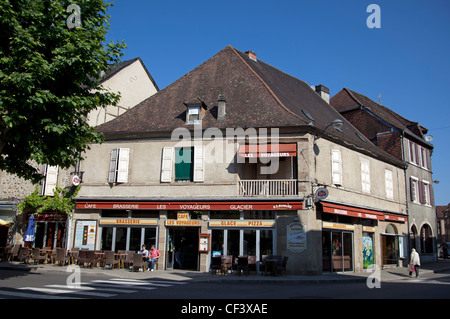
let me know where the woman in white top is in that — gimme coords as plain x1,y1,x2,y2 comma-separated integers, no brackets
409,248,421,278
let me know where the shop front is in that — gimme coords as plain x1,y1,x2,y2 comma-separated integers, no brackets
29,211,68,249
74,199,302,272
320,201,408,273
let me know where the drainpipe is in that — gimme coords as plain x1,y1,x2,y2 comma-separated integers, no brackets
401,131,411,265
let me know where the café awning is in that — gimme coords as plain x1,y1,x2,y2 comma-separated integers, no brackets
321,202,407,222
238,143,297,158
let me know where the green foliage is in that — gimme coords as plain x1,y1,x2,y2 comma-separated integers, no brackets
18,185,80,217
0,0,126,183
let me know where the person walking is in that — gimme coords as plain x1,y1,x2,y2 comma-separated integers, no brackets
409,248,421,278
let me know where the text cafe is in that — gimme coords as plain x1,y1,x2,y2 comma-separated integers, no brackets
72,200,302,272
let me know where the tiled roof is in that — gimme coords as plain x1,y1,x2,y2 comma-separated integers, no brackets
97,46,404,167
330,88,431,147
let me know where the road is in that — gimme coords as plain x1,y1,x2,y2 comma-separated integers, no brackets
0,267,449,315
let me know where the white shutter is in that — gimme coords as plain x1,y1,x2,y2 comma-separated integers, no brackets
116,148,130,183
193,146,205,182
44,165,59,196
385,169,394,199
361,159,371,193
331,149,342,185
108,149,118,183
161,147,174,182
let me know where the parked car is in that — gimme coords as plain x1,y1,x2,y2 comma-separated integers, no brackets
439,242,450,259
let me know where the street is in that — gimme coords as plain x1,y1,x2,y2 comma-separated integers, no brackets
1,267,450,301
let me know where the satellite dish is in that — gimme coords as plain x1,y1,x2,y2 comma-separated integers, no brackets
425,135,434,142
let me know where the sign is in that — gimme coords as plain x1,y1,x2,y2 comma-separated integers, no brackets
166,220,201,226
72,175,81,186
209,220,275,228
287,222,307,252
199,234,210,252
74,220,96,250
315,188,328,200
99,218,158,226
76,201,302,211
323,222,355,231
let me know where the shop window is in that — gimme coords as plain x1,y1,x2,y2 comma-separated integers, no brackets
243,230,257,256
244,211,276,220
227,230,240,257
210,211,240,219
101,227,113,251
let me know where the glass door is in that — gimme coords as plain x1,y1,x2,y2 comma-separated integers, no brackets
323,230,353,272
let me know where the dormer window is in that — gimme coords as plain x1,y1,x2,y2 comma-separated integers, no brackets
187,106,201,124
184,98,207,124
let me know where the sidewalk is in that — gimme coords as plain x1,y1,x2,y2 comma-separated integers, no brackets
1,259,450,284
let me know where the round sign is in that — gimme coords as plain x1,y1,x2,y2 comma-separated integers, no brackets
72,175,81,186
315,188,328,200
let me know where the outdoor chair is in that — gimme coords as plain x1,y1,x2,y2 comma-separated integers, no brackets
247,255,257,274
55,248,69,266
236,256,249,276
18,247,30,263
210,256,222,275
276,256,288,276
124,251,134,269
29,248,46,264
131,253,145,272
85,250,97,268
221,255,233,274
77,250,87,267
8,244,21,261
104,251,119,269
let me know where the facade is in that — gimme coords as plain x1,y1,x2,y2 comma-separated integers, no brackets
331,88,437,262
437,204,450,243
0,57,158,249
72,46,409,275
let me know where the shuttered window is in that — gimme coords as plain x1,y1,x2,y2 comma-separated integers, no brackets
385,169,394,199
161,146,205,183
43,165,59,196
331,149,342,186
360,159,371,193
108,148,130,183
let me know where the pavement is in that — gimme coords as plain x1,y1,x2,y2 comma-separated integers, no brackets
2,259,450,284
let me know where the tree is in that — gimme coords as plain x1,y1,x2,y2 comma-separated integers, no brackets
0,0,126,183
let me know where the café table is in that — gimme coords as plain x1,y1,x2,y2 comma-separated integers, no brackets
40,248,55,264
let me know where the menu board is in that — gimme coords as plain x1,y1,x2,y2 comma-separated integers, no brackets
74,220,97,250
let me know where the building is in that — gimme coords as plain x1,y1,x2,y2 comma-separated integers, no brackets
72,46,408,275
1,57,158,249
330,88,437,262
437,204,450,243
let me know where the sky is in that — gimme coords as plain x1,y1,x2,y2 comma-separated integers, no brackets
104,0,450,206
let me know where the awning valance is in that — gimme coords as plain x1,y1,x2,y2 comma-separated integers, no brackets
238,143,297,158
321,202,407,223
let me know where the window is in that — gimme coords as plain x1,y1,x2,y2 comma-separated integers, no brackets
40,164,59,196
421,181,431,206
187,106,201,124
360,158,371,193
385,169,394,199
331,149,342,186
160,146,204,183
108,148,130,183
410,177,419,203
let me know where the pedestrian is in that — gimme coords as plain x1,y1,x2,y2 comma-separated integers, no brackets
149,245,160,271
139,244,150,270
409,248,421,278
440,242,448,260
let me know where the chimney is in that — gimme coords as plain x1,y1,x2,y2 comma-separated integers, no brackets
315,84,330,103
245,50,257,62
217,94,226,121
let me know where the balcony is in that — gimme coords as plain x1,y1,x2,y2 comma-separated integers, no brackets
239,179,298,197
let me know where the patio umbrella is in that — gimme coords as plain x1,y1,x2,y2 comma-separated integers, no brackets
24,214,35,242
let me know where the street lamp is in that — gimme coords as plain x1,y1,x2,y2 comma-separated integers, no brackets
314,119,344,141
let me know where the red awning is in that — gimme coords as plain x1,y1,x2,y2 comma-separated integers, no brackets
321,202,407,223
238,143,297,158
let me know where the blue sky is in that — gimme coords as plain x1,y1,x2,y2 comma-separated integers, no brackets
104,0,450,206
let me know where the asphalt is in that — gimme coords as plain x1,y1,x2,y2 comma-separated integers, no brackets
2,259,450,285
